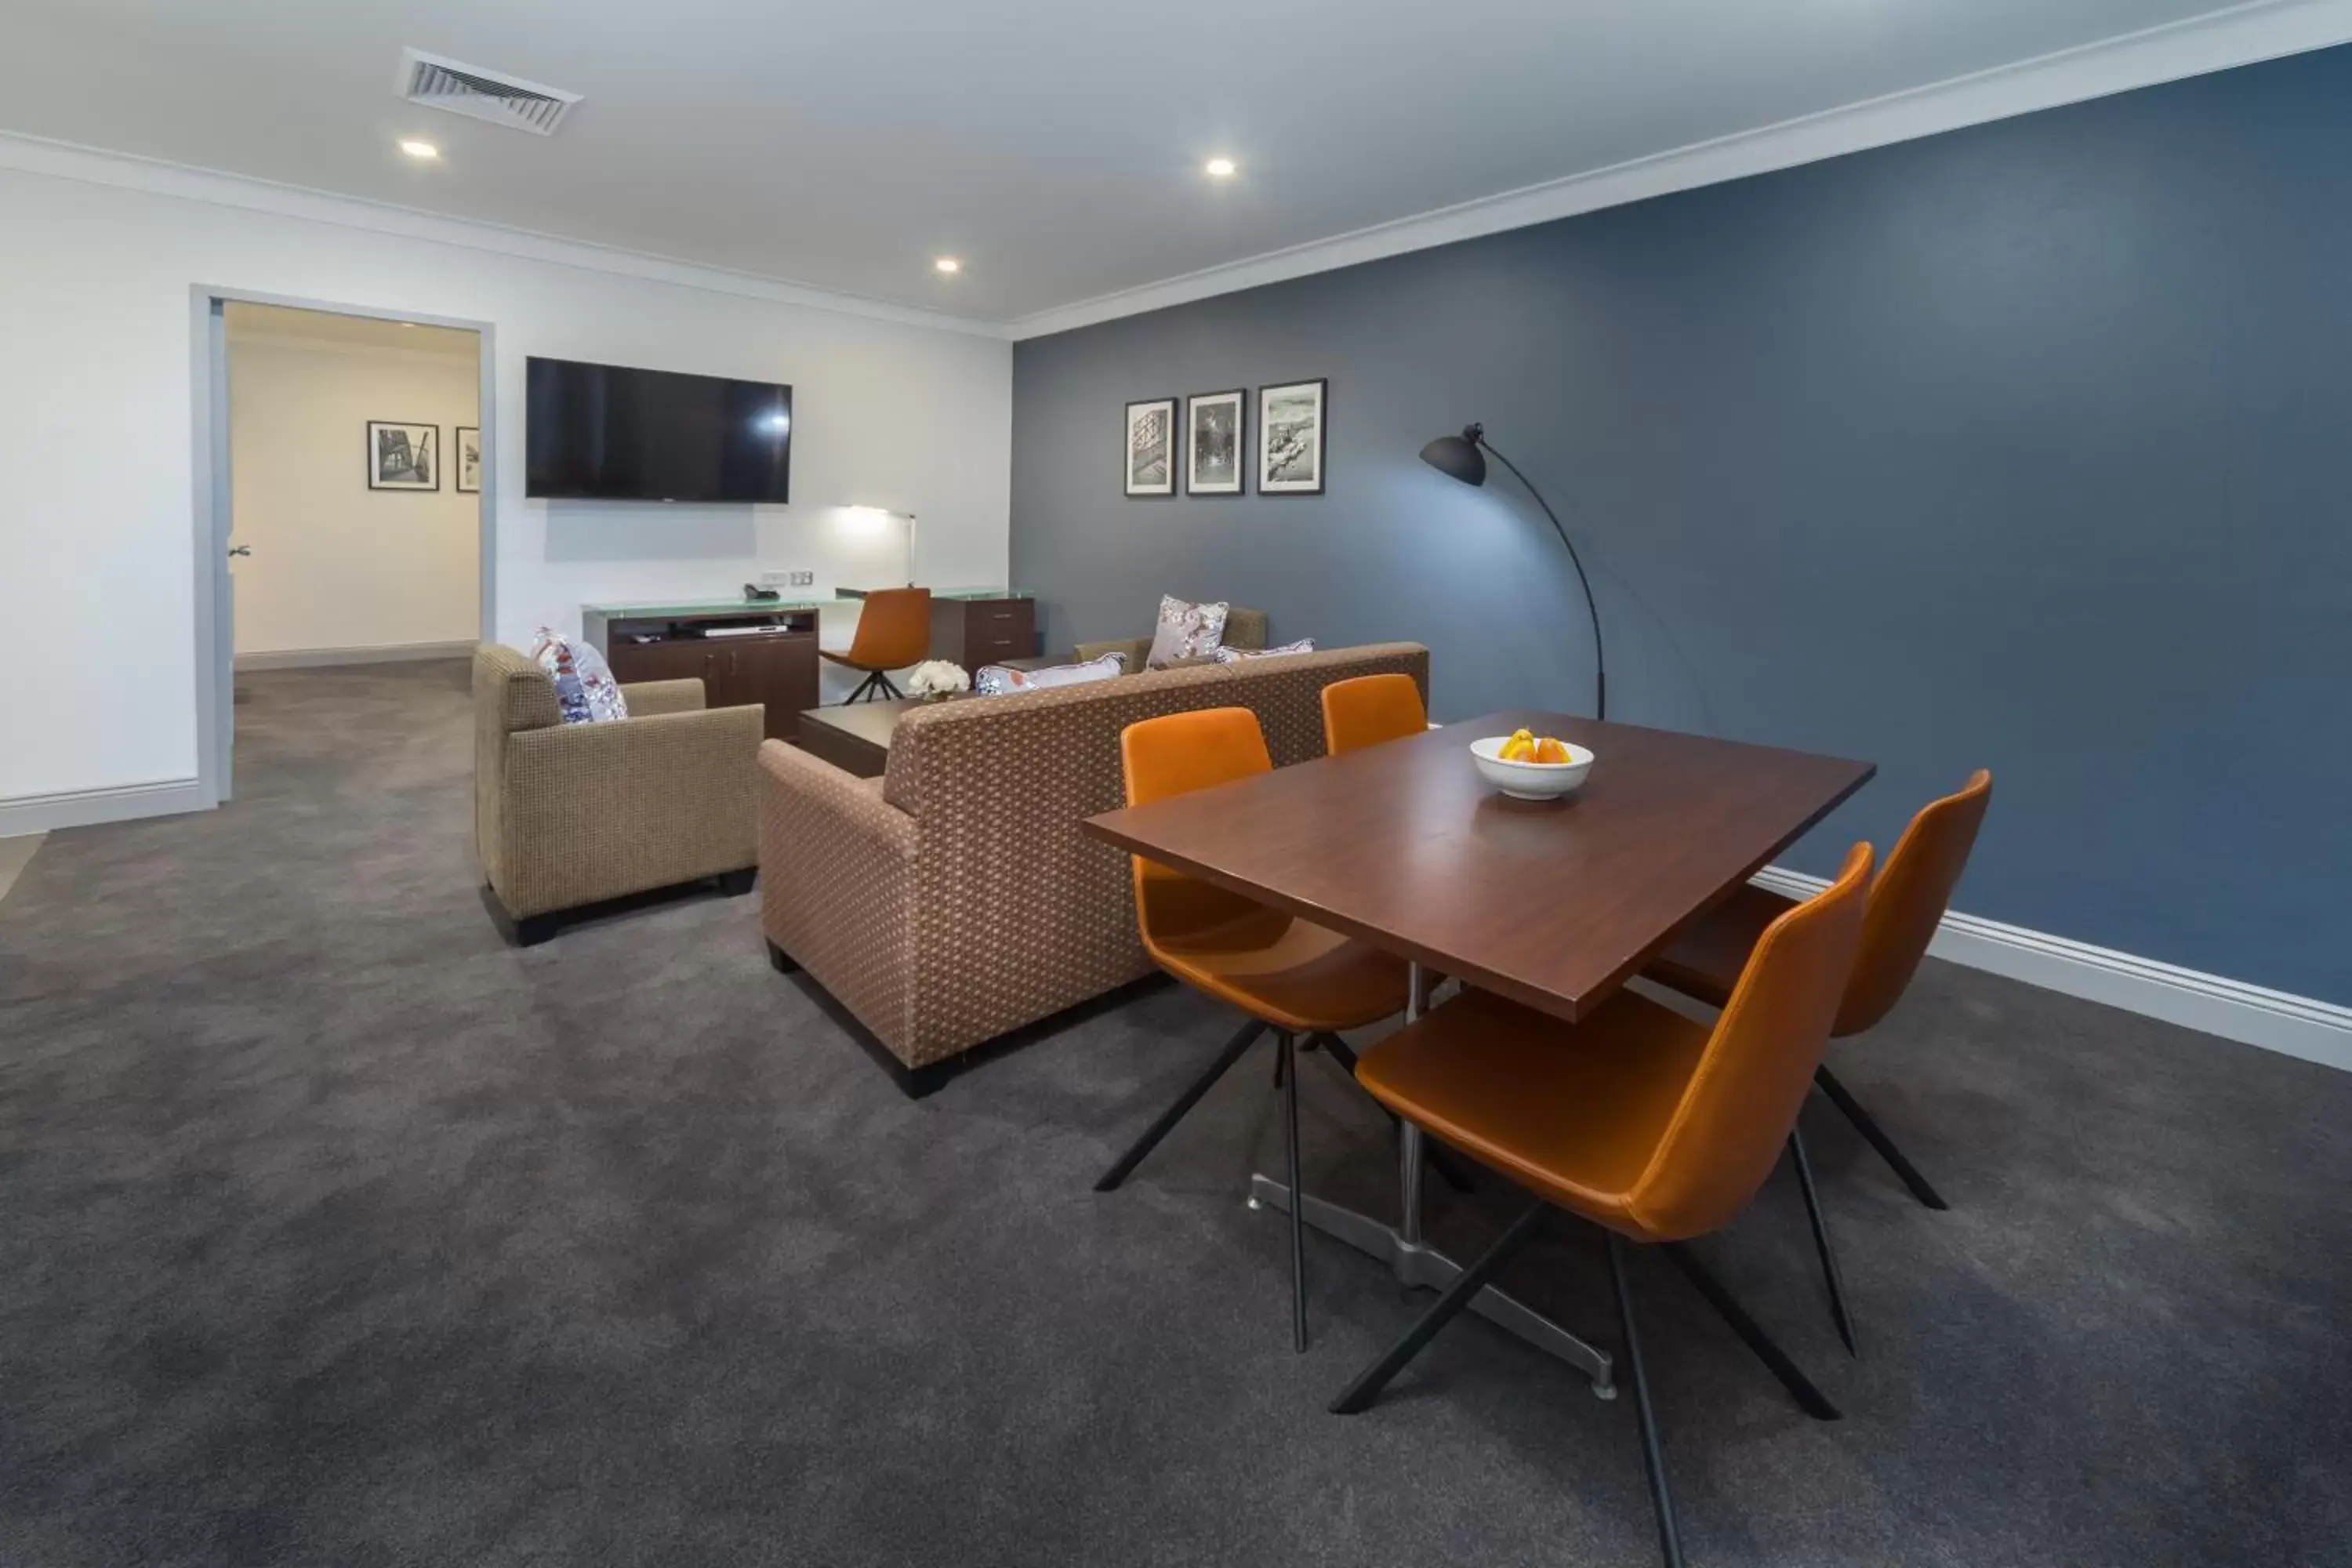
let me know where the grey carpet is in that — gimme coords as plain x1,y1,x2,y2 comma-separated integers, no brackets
2,662,2347,1567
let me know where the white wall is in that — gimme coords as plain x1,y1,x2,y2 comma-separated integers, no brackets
0,154,1011,816
227,330,481,656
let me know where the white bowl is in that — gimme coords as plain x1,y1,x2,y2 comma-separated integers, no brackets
1470,735,1595,801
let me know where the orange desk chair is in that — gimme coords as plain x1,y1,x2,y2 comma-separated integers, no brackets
1328,843,1875,1568
1647,770,1993,1214
821,587,932,702
1321,672,1426,756
1094,707,1411,1351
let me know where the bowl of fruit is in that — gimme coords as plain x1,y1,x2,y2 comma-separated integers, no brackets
1470,728,1595,801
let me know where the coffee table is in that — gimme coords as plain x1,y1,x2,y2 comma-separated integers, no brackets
796,695,969,779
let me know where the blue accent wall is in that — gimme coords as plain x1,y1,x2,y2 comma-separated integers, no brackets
1010,47,2352,1006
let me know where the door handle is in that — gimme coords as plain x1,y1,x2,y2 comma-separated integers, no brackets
227,545,252,557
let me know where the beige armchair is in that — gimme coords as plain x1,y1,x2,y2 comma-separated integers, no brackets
473,644,764,944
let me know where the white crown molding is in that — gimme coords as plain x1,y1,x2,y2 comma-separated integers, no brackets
1009,0,2352,339
1748,868,2352,1076
0,130,1011,341
0,778,207,838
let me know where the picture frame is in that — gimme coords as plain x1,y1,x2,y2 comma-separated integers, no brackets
1185,390,1247,497
1257,379,1326,495
1123,397,1178,498
455,426,482,494
366,420,439,492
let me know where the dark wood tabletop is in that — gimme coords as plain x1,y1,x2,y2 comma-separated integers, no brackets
1083,710,1874,1024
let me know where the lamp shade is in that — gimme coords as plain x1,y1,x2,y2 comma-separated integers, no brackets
1418,428,1487,487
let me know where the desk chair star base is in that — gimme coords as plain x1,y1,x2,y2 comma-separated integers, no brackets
1330,843,1876,1568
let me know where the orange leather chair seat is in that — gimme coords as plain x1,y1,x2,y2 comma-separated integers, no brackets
1150,906,1410,1035
1355,986,1711,1236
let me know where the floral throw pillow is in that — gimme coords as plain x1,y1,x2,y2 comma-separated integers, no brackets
528,629,630,724
974,651,1126,696
1214,637,1316,663
1143,596,1230,669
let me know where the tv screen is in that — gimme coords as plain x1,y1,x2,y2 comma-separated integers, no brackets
525,357,792,503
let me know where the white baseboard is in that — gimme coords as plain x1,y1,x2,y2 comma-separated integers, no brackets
1749,867,2352,1074
0,778,209,837
235,641,474,671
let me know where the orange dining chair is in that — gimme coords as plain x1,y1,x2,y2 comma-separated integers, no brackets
1648,770,1993,1214
821,587,932,702
1329,843,1876,1568
1321,672,1427,756
1094,707,1412,1351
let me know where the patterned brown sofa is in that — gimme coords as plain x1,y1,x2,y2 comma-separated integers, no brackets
757,642,1430,1093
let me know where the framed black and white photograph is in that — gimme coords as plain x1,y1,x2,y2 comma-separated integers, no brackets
366,421,439,492
455,426,482,494
1257,379,1326,495
1123,397,1177,498
1185,390,1247,496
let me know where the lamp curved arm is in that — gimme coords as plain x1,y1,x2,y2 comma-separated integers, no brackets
1478,437,1608,721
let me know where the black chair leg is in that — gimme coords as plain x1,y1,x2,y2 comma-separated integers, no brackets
1606,1234,1686,1568
874,672,903,700
1814,1065,1949,1210
1280,1030,1308,1352
1312,1033,1475,1194
1329,1200,1548,1414
1788,1129,1858,1356
1094,1019,1266,1192
1661,1243,1840,1421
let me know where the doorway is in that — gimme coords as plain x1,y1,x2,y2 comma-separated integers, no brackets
192,291,495,805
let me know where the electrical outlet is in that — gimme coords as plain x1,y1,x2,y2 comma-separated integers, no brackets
758,570,792,587
789,570,815,587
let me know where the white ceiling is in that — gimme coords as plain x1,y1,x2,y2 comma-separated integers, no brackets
0,1,2319,325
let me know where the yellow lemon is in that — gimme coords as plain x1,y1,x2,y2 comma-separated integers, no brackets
1500,737,1535,763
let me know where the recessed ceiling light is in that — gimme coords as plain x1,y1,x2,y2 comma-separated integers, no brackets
934,256,962,274
1204,158,1237,179
399,139,441,160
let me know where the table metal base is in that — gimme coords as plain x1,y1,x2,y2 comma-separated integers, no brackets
1247,1173,1617,1398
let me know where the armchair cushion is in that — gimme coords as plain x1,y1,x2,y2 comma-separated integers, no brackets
528,629,628,723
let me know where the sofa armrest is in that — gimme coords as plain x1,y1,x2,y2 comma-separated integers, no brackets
622,678,706,717
757,739,920,1049
494,705,762,916
1073,637,1152,673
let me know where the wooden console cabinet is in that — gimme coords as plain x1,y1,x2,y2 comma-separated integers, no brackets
583,601,820,743
932,593,1036,670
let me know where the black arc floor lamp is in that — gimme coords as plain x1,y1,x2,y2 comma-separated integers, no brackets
1420,423,1607,721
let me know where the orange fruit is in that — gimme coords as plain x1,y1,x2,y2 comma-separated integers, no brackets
1534,737,1570,764
1499,736,1535,763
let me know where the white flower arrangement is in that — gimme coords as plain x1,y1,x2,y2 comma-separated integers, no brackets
906,659,971,699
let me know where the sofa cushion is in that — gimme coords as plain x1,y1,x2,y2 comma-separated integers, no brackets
1215,637,1316,662
527,630,628,724
974,650,1126,696
1144,596,1229,669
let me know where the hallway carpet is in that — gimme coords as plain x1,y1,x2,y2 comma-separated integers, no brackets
1,662,2346,1566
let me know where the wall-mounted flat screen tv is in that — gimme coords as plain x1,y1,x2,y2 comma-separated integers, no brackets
525,356,792,503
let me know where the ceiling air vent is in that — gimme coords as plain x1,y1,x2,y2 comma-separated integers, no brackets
396,48,581,136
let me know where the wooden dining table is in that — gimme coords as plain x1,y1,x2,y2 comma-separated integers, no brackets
1083,708,1874,1397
